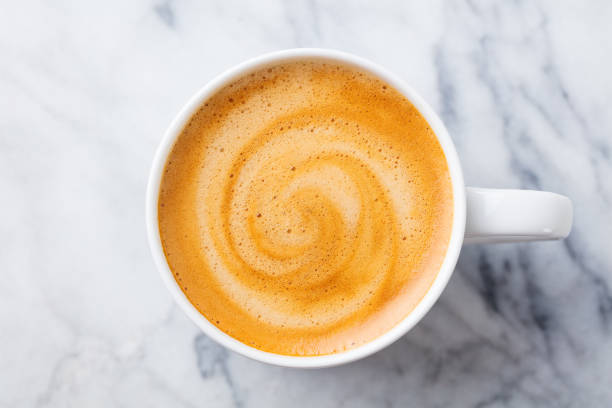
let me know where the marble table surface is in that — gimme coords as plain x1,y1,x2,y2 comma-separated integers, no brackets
2,0,611,406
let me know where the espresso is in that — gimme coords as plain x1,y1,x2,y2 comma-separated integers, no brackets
158,61,453,356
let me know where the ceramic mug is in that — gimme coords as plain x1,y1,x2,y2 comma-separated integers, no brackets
146,48,573,368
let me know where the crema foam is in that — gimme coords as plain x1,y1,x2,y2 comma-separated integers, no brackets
158,61,453,356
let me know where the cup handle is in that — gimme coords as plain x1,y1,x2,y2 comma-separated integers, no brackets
464,187,573,244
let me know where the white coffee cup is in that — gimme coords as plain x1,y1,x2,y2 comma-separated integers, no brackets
146,48,573,368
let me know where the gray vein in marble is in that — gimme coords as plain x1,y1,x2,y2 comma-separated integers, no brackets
516,247,556,356
480,373,561,407
456,247,578,382
34,351,81,408
476,252,509,316
400,327,562,407
513,79,612,206
473,36,544,190
433,45,459,136
195,334,244,408
430,298,517,361
563,238,612,330
517,85,565,141
524,13,612,203
154,0,176,29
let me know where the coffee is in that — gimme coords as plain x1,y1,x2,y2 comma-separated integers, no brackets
158,60,453,356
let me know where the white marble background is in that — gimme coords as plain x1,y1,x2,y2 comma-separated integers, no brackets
1,0,611,406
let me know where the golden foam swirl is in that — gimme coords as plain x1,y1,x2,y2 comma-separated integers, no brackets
196,112,416,330
159,61,453,354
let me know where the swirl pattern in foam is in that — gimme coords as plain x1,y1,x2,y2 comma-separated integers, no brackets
158,61,453,356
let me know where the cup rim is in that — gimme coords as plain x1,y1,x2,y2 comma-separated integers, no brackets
146,48,466,368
